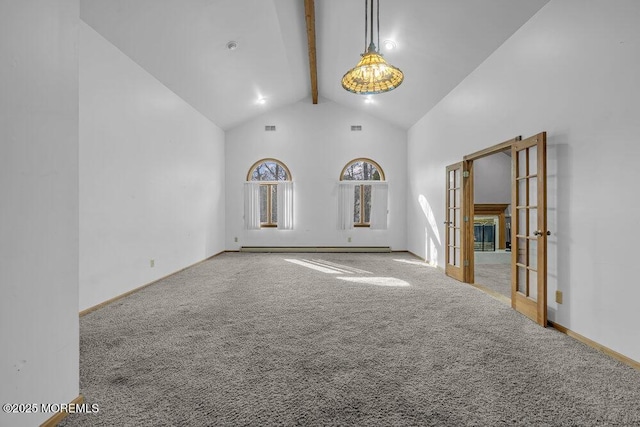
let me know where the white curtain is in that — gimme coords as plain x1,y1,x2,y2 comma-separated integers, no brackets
338,182,355,230
243,182,261,230
370,182,389,230
277,181,293,230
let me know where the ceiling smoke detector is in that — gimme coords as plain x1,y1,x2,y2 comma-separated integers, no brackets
226,41,238,51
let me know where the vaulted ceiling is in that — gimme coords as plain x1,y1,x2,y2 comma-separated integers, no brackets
80,0,550,130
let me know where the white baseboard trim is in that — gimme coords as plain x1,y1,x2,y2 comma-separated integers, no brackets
239,246,391,253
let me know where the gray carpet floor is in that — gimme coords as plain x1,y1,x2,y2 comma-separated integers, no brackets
474,263,511,298
60,252,640,426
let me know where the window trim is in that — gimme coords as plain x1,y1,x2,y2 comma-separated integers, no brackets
246,158,292,228
339,157,385,181
246,158,292,182
260,183,278,227
354,184,371,227
340,158,385,227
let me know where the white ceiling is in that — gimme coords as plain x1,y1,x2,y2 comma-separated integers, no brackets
80,0,550,131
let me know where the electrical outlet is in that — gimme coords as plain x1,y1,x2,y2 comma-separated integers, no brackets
348,237,352,243
150,259,155,268
555,290,563,304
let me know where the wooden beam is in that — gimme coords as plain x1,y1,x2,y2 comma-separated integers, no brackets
304,0,318,104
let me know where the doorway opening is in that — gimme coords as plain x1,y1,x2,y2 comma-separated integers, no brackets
448,132,548,326
471,151,512,302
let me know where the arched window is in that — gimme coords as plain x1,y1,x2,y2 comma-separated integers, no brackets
339,158,388,229
245,159,292,229
340,158,384,182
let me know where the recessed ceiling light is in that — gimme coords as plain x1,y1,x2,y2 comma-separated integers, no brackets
257,97,266,105
226,41,238,51
383,40,397,50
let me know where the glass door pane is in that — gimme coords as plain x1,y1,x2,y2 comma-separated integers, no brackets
445,162,466,281
511,133,547,327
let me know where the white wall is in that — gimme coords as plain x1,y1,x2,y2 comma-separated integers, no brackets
407,0,640,362
79,22,225,311
0,1,80,426
226,98,407,250
474,153,511,205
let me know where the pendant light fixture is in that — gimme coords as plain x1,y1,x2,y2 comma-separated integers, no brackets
341,0,404,95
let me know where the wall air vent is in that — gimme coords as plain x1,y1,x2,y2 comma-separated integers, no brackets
350,125,362,131
265,125,276,131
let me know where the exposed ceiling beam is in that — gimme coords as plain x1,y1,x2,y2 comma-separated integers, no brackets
304,0,318,104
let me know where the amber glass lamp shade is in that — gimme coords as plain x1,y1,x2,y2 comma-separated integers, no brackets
342,44,404,95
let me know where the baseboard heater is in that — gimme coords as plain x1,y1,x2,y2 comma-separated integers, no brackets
239,246,391,253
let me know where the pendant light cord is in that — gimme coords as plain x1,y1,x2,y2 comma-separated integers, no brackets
365,0,381,53
377,0,380,53
364,0,368,52
370,0,374,50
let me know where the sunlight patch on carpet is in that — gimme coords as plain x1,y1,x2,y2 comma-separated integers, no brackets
284,259,342,274
393,259,436,268
302,259,353,274
311,259,372,274
336,276,410,287
285,258,375,275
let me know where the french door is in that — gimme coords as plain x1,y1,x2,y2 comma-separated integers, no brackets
445,162,468,281
511,132,548,326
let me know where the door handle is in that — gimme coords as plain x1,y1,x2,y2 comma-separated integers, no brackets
533,230,551,236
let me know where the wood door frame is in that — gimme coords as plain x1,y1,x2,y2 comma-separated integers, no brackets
463,160,473,282
512,132,548,326
445,162,467,281
474,204,509,250
462,136,522,285
461,133,548,328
